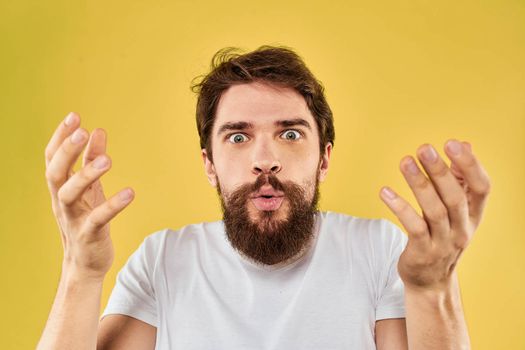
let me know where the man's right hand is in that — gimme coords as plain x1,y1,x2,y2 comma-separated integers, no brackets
44,112,135,281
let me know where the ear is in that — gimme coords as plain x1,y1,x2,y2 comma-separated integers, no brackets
318,142,332,182
201,149,218,187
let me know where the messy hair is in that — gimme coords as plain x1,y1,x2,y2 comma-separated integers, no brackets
191,45,335,161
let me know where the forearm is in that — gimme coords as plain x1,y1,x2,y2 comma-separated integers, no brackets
404,272,470,350
37,263,104,350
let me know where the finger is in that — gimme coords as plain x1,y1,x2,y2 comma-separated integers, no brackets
452,141,471,190
379,186,431,249
45,112,80,168
399,155,451,238
82,128,107,168
416,144,469,233
57,155,112,207
450,162,463,179
450,142,472,178
444,139,491,227
83,188,135,234
450,162,468,191
45,127,89,194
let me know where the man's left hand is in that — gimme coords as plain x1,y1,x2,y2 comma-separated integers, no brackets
379,139,491,291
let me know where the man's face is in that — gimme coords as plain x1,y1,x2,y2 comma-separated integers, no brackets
202,81,331,265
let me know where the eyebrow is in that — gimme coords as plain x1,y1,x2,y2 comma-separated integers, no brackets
216,118,312,136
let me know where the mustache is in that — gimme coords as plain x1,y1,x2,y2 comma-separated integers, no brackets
218,174,290,206
250,174,285,193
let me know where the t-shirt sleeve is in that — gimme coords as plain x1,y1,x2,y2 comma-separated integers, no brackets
100,233,161,327
375,219,408,321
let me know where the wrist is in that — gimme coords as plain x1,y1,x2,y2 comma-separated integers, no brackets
404,272,463,313
61,260,107,285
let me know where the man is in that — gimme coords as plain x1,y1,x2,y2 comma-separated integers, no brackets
38,46,491,349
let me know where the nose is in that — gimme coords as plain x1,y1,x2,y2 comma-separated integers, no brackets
251,139,282,176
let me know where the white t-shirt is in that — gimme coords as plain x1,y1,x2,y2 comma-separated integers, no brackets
101,211,408,349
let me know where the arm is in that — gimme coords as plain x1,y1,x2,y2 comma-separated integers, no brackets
37,264,157,350
379,139,491,349
404,272,469,349
37,112,147,349
375,319,408,350
374,284,468,350
37,267,104,350
98,315,156,349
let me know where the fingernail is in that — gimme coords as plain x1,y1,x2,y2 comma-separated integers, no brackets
93,156,109,169
447,140,462,156
71,129,86,144
381,187,396,200
120,189,134,202
64,112,77,126
422,145,438,163
406,158,419,175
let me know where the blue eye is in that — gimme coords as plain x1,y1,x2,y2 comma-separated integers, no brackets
228,133,248,143
281,130,301,141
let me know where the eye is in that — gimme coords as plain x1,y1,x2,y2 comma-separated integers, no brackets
281,130,302,141
228,133,249,143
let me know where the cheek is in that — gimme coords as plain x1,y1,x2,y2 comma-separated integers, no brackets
283,140,320,165
214,155,248,191
303,173,320,201
283,150,321,176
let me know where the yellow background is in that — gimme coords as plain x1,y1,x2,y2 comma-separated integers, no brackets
1,0,524,348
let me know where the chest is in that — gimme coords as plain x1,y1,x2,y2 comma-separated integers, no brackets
153,255,378,349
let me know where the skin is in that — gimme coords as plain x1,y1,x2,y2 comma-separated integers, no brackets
202,82,331,223
43,118,136,281
38,112,151,350
381,141,490,290
37,81,490,350
379,137,491,349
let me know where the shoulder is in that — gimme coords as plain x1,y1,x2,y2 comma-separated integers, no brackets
320,210,402,233
140,219,225,254
319,211,407,251
125,220,224,275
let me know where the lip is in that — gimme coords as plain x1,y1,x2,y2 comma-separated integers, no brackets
250,186,285,199
251,196,284,211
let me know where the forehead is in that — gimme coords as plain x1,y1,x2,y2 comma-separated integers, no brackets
214,82,315,128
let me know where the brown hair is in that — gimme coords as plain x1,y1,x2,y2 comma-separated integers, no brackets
191,45,335,162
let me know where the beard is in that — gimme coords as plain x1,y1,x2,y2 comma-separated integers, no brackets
217,173,320,266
